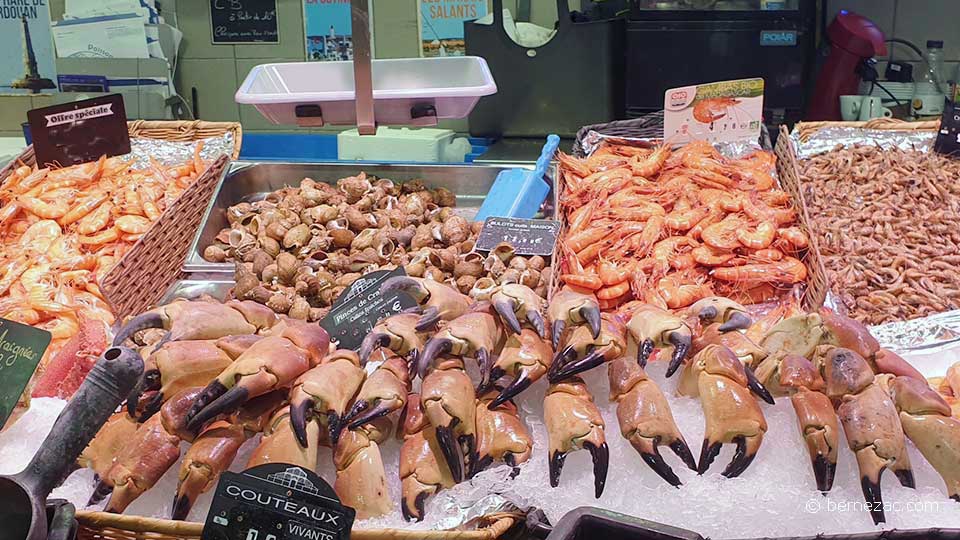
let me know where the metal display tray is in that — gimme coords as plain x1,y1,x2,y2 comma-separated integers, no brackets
183,160,556,275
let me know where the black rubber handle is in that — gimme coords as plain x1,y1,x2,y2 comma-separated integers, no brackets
16,347,143,499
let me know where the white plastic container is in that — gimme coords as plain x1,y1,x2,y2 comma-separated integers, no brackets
235,56,496,127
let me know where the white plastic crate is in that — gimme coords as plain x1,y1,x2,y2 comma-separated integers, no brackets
235,56,497,127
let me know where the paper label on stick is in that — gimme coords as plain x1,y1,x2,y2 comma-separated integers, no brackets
0,318,51,429
663,78,764,145
475,217,560,257
201,463,354,540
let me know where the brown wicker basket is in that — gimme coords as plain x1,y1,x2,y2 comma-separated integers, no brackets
75,510,518,540
778,118,943,313
0,120,240,319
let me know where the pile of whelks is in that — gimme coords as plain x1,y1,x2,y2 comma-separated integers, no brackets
81,275,959,525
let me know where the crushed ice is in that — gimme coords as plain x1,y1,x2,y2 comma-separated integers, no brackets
3,355,960,539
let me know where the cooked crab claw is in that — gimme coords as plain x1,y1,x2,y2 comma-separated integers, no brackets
417,310,501,380
474,388,533,474
547,314,626,383
678,345,767,478
113,299,269,347
185,335,318,432
821,347,914,524
689,297,751,332
624,304,693,376
744,365,775,405
778,354,839,492
608,357,696,486
544,377,609,498
483,329,553,408
421,357,476,484
344,352,410,430
289,350,366,447
492,283,548,339
547,286,602,350
359,313,424,364
883,375,960,502
380,276,470,331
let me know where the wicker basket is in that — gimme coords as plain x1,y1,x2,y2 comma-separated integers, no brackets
75,510,518,540
777,118,943,313
0,120,240,319
572,111,774,157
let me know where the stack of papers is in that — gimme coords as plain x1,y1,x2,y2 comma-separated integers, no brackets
52,0,181,60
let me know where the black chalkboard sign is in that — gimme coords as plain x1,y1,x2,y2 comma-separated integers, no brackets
210,0,279,44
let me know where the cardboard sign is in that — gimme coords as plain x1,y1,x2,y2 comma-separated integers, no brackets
211,0,279,44
474,217,560,257
201,463,354,540
321,268,417,351
0,318,52,428
934,100,960,157
27,94,129,167
663,78,764,145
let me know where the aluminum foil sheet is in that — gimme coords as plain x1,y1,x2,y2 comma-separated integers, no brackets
789,126,937,159
869,308,960,353
126,132,235,169
578,130,766,159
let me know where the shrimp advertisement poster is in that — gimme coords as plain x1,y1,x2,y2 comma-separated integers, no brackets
303,0,374,62
1,0,57,95
664,78,764,145
418,0,486,57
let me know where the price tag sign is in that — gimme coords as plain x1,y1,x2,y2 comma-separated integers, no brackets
27,94,130,167
201,463,354,540
321,268,417,351
474,217,560,257
663,78,765,145
934,100,960,157
0,318,52,428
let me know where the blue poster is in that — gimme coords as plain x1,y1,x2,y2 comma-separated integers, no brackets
303,0,372,62
418,0,486,57
0,0,57,94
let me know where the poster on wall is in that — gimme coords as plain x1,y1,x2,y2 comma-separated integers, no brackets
0,0,57,95
303,0,373,62
418,0,486,57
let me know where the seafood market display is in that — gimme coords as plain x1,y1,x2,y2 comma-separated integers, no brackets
204,174,553,320
799,145,960,325
556,141,809,311
0,148,212,405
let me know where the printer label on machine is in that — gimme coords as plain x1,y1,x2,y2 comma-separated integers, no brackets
664,78,764,145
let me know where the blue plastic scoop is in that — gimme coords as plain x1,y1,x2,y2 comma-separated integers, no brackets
474,134,560,221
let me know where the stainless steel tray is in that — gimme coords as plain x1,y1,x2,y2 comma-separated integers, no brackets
160,279,234,304
183,160,554,274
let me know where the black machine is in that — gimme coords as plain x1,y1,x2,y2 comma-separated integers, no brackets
624,0,820,127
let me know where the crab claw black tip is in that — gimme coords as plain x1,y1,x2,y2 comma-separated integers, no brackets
722,436,758,478
812,455,836,493
638,338,655,368
670,439,698,472
549,348,605,383
113,312,165,346
171,493,192,521
548,345,577,381
697,305,718,322
359,332,391,364
419,337,453,378
435,425,463,484
184,380,229,431
415,306,442,332
551,320,566,351
188,385,249,434
718,311,752,332
549,450,566,488
327,411,343,446
136,391,164,423
494,299,523,336
861,475,886,524
580,304,601,340
290,399,313,448
490,370,532,409
88,478,114,506
346,400,390,430
639,448,682,487
744,365,775,405
477,366,502,396
665,331,691,378
528,311,548,340
380,275,420,296
586,441,609,498
125,382,143,418
697,439,722,475
894,468,916,489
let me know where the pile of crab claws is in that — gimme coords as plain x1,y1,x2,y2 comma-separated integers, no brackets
549,441,609,499
744,365,776,405
184,380,241,433
663,332,693,378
